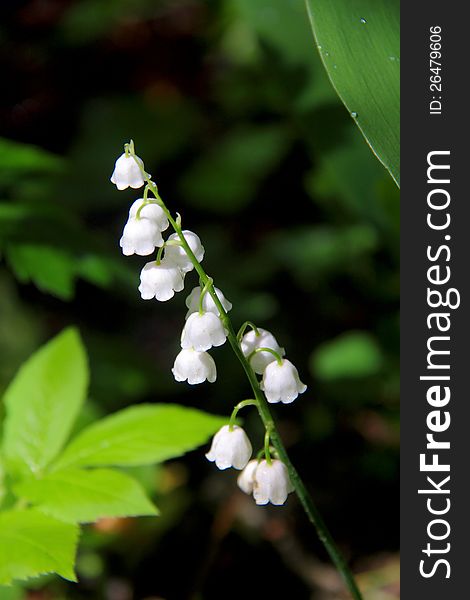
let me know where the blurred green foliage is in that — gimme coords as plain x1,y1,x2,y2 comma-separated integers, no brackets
311,331,383,380
0,0,399,598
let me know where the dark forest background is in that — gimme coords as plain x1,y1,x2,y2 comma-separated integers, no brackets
0,1,399,599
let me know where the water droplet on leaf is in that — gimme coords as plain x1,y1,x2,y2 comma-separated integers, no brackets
360,17,367,24
351,112,358,118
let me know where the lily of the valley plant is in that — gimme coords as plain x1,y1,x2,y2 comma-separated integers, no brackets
111,141,363,600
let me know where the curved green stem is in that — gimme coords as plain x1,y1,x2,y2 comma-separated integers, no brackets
264,429,272,465
129,148,363,600
248,346,283,365
229,399,257,429
237,321,260,341
198,278,213,314
155,244,165,265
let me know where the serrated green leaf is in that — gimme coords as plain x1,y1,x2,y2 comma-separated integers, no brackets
0,509,79,585
15,468,158,523
2,328,89,475
53,404,227,470
305,0,400,185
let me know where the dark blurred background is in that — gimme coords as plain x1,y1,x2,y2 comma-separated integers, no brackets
0,1,399,599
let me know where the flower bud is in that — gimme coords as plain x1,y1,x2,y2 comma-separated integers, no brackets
164,230,204,273
252,459,294,505
138,259,184,301
172,348,217,384
260,359,307,404
241,328,285,375
181,312,227,352
206,425,252,470
185,286,232,319
110,153,147,190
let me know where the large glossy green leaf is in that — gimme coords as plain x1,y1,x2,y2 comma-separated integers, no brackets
305,0,400,185
0,509,78,585
15,468,158,523
53,404,227,470
2,328,89,474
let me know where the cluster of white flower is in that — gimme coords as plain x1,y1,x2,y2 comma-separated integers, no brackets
238,459,294,506
203,324,306,504
112,150,224,382
205,426,294,505
112,145,307,506
240,328,307,404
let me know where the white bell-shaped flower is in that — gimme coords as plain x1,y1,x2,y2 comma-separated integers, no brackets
164,230,204,273
237,459,259,494
138,259,184,301
241,328,286,375
205,425,252,470
185,286,232,319
260,358,307,404
172,348,217,384
252,459,294,506
120,219,163,256
181,311,227,351
128,199,169,231
110,153,147,190
120,199,170,256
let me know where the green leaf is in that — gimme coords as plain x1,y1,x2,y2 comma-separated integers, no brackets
2,328,89,475
305,0,400,185
15,468,158,524
5,244,76,300
310,331,383,380
266,224,378,283
53,404,227,470
0,509,78,585
0,138,62,175
0,585,24,600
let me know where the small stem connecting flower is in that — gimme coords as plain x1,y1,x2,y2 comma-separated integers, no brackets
155,244,165,265
198,278,213,314
143,185,149,203
264,428,273,465
236,320,260,342
256,448,266,461
229,399,257,430
248,346,283,366
124,140,133,157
